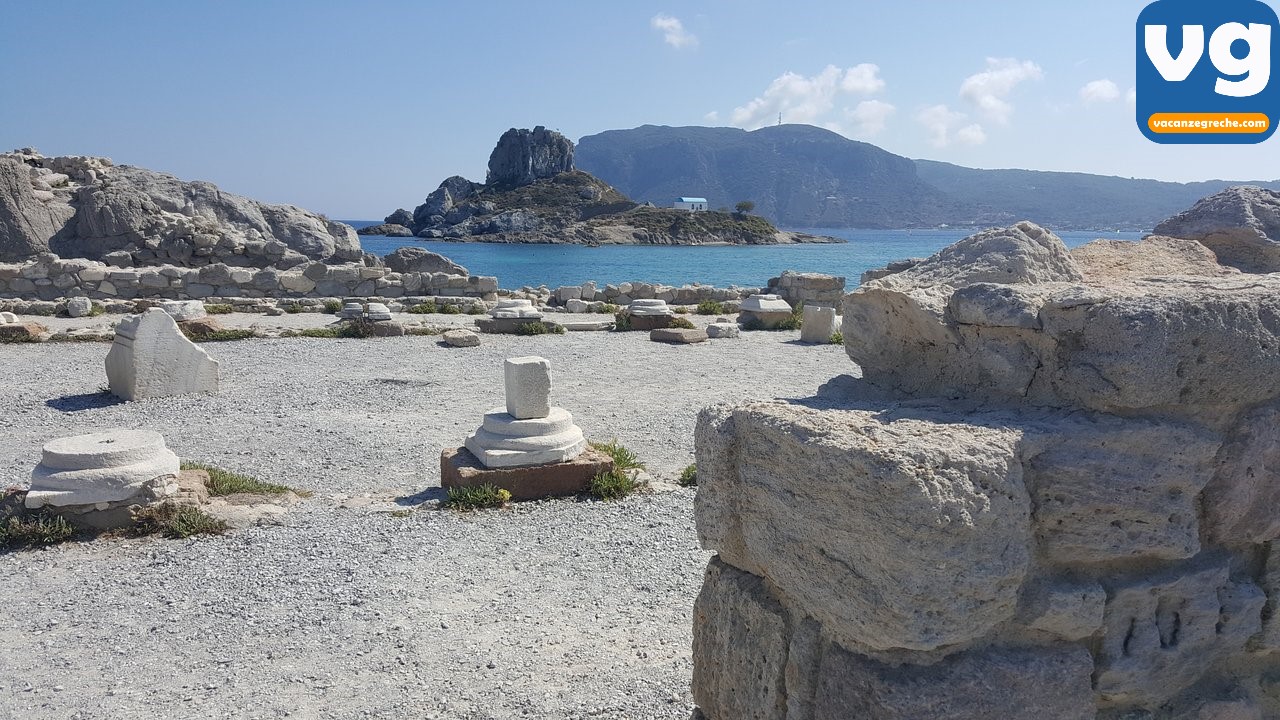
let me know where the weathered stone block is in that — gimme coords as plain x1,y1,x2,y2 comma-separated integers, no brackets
1203,403,1280,544
503,356,551,420
1016,579,1106,640
695,402,1030,652
812,643,1095,720
650,327,708,344
1023,414,1220,564
799,305,837,343
692,558,790,720
1096,561,1264,707
106,309,219,401
440,446,613,500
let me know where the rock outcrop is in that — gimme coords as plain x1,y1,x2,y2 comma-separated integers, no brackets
1154,185,1280,273
388,129,840,246
382,246,468,276
692,220,1280,719
355,223,413,237
0,149,361,269
486,126,575,188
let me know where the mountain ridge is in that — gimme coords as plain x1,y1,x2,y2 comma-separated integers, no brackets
576,124,1280,231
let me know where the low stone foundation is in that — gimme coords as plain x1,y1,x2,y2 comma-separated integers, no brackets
440,446,614,500
766,270,845,309
0,254,498,301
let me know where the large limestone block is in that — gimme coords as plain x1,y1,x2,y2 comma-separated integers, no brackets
869,221,1084,292
157,299,206,322
26,429,180,508
812,643,1095,720
105,308,220,401
1096,561,1264,707
503,356,551,420
1073,235,1241,281
1023,414,1221,563
799,305,837,343
1203,403,1280,544
691,558,790,720
1154,186,1280,273
695,402,1030,652
1016,579,1107,641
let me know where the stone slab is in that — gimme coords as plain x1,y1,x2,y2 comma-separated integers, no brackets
706,323,739,339
440,446,615,500
106,309,219,401
651,328,709,344
799,306,837,343
442,328,480,347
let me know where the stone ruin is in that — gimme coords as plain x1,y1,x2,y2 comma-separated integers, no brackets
692,219,1280,718
738,293,794,329
798,305,837,343
106,308,220,401
26,429,181,529
766,270,846,309
442,356,613,499
626,299,677,331
476,298,547,334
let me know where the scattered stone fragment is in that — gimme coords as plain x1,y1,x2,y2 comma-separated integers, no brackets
705,322,739,339
106,309,219,400
443,329,481,347
650,328,708,344
65,297,94,318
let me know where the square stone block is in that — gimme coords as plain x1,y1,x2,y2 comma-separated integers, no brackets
440,446,615,500
651,328,708,344
504,356,551,420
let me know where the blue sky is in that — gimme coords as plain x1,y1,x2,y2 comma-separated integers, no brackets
2,0,1277,218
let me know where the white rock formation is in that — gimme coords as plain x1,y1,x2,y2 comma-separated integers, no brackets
490,299,543,319
157,299,206,322
105,309,220,401
799,305,837,343
26,429,180,509
628,299,674,316
706,323,739,339
464,356,586,468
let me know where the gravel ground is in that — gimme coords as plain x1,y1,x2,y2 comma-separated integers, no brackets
0,315,850,719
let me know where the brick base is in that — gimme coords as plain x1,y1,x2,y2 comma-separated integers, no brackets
440,446,615,500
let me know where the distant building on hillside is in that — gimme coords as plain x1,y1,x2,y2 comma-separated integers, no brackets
673,197,708,212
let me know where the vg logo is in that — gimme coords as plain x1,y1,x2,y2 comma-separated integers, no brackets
1137,0,1279,143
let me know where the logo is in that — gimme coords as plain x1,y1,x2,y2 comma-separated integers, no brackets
1137,0,1279,143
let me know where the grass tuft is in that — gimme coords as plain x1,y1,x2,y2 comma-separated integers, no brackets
439,304,461,315
695,301,724,316
186,328,256,342
444,484,511,511
322,300,343,314
678,464,698,487
829,331,844,345
668,316,696,330
515,321,564,335
588,469,639,501
1,512,75,549
406,302,438,314
589,439,645,471
204,304,234,315
180,462,305,497
613,312,632,331
132,504,228,539
283,302,304,314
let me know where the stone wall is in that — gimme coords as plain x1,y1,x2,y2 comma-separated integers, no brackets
545,280,760,308
0,254,498,301
766,270,845,309
692,222,1280,719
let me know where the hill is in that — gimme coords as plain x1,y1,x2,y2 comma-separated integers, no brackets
575,124,1280,230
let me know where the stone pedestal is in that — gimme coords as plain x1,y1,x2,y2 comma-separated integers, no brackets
651,327,708,344
105,309,220,401
441,446,615,500
739,294,794,329
26,429,180,512
800,305,837,343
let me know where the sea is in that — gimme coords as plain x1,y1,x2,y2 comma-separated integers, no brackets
348,221,1148,289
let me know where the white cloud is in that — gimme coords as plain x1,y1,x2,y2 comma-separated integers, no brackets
1080,79,1121,104
729,65,885,130
651,14,697,49
846,99,896,137
959,57,1043,124
704,110,720,123
841,63,886,94
917,104,986,147
1127,87,1137,106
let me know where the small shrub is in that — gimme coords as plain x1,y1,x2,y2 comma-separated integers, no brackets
26,306,56,317
204,304,234,315
678,464,698,487
298,327,341,338
0,330,43,344
445,484,512,511
87,303,106,317
465,304,486,315
613,312,632,331
132,504,228,539
695,300,724,316
516,321,563,335
829,331,844,345
674,307,690,315
2,512,74,548
283,302,304,314
406,326,442,336
439,304,461,315
596,303,620,314
774,313,803,331
49,332,114,343
589,440,645,471
185,328,255,342
181,462,304,497
589,469,639,501
322,300,343,314
339,318,379,338
668,316,696,330
406,302,438,314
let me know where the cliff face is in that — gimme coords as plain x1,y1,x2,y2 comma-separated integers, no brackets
0,148,361,269
486,126,575,188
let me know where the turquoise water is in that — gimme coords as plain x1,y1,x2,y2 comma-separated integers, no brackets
349,222,1147,288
